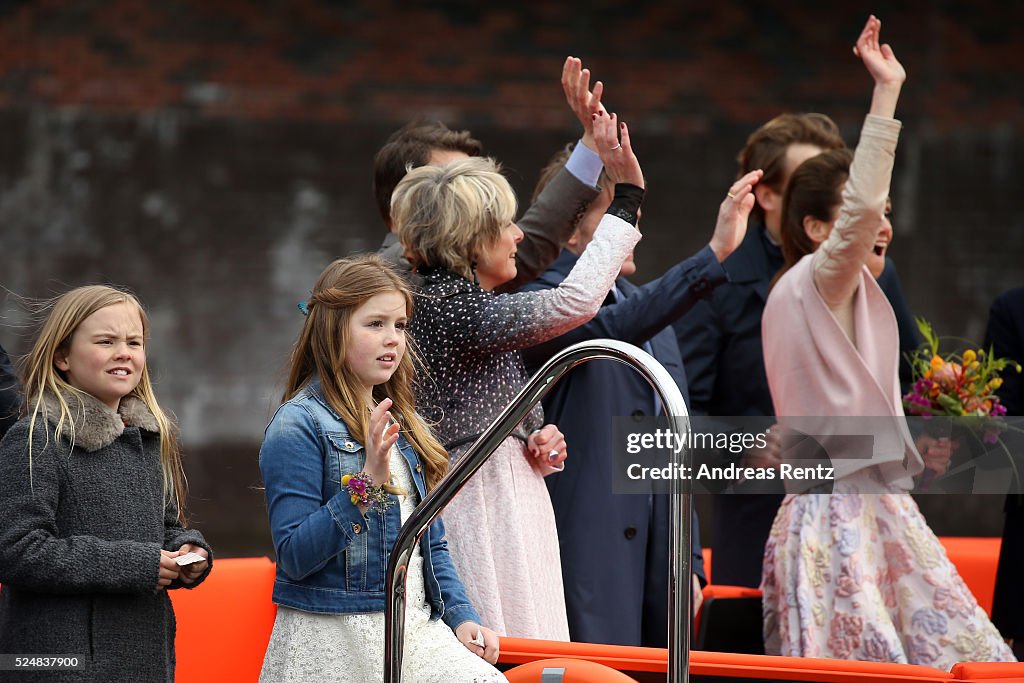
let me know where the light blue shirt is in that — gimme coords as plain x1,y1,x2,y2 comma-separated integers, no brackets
565,139,603,188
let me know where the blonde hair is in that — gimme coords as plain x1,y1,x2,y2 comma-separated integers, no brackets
21,285,186,523
392,156,517,281
286,254,450,492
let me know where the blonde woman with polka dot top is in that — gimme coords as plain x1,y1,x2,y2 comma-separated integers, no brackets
394,112,643,639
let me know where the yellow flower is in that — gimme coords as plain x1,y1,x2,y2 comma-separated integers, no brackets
990,377,1003,390
962,349,976,365
350,494,360,505
341,474,352,486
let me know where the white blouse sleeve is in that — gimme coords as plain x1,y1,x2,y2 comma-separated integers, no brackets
446,213,641,355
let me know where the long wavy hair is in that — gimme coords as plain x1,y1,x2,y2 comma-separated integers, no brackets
285,254,449,491
21,285,186,522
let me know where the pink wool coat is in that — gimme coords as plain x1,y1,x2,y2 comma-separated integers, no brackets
762,115,923,491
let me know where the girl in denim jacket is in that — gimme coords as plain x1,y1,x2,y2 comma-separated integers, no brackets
259,255,504,682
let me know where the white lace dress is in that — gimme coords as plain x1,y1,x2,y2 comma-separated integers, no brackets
259,445,505,682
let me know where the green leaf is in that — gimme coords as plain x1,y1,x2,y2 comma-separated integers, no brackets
936,393,964,415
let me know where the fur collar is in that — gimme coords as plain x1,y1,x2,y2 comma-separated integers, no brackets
41,391,161,452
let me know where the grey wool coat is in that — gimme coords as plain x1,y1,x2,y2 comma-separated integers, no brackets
0,392,212,682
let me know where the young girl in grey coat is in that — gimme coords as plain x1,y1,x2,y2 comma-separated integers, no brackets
0,285,212,682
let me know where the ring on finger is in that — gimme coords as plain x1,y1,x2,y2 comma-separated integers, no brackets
727,191,736,199
548,449,560,461
609,143,621,151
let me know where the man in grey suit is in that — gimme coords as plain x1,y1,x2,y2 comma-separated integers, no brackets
374,58,606,291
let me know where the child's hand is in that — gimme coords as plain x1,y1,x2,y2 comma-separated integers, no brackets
175,544,210,584
455,621,499,664
364,398,401,486
528,424,567,469
157,549,181,590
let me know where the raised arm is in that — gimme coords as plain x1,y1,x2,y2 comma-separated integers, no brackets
501,57,606,292
813,15,905,310
563,56,605,153
521,245,724,369
856,15,905,120
439,114,644,355
522,171,761,365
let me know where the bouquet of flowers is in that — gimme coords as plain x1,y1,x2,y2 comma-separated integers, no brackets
903,317,1020,443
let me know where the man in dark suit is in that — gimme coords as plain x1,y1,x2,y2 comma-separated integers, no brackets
375,58,604,292
985,287,1024,659
0,342,20,441
521,145,762,646
673,114,846,588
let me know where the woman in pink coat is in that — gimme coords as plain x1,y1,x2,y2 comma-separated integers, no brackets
760,16,1014,669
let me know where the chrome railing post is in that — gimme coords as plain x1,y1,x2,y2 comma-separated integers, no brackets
383,339,692,682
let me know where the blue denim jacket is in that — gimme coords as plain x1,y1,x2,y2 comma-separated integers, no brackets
259,379,480,630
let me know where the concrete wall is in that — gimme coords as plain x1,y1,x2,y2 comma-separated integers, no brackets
0,0,1020,555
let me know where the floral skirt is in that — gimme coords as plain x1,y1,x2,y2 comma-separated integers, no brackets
762,484,1015,670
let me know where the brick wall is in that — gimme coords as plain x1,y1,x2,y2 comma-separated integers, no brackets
0,0,1020,551
3,1,1020,130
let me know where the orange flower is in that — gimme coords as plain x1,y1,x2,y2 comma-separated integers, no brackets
934,362,962,386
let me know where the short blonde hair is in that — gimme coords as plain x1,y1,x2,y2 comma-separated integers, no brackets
392,156,517,281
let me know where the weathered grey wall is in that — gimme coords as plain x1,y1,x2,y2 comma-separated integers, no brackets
0,0,1021,556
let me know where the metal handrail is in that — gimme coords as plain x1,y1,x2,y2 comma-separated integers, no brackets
383,339,693,682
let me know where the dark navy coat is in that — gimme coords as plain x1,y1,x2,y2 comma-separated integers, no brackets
985,287,1024,641
522,245,725,647
672,225,784,588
